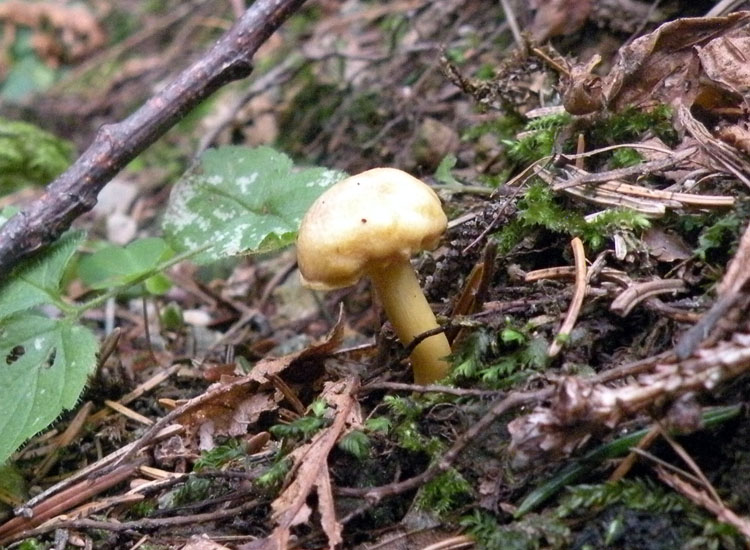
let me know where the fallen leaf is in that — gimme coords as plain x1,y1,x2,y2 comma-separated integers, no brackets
696,35,750,108
642,227,692,262
564,12,750,114
181,534,232,550
267,376,359,550
176,316,345,452
530,0,592,42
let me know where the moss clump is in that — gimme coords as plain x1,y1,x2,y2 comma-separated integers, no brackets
495,181,650,253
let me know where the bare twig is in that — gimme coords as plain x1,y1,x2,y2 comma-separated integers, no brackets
0,0,309,278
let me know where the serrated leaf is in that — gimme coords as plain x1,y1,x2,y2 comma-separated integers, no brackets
77,237,174,290
0,313,97,464
163,146,345,263
0,231,84,320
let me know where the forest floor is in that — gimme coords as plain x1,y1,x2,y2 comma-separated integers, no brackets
1,1,750,549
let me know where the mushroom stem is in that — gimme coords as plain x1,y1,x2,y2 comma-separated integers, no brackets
368,260,452,384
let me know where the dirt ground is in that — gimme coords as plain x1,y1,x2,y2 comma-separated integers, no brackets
1,1,750,548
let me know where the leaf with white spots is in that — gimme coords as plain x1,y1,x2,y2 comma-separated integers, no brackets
162,146,345,263
0,313,97,464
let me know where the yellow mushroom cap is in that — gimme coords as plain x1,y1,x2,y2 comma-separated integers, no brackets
296,168,447,290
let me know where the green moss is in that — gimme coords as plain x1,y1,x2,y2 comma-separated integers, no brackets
257,457,292,489
461,114,525,143
450,325,549,389
494,181,650,253
337,430,371,460
588,105,677,146
161,477,213,508
461,509,570,550
557,479,742,550
416,469,472,515
505,113,572,164
609,147,643,168
0,117,74,195
695,212,742,262
194,438,246,471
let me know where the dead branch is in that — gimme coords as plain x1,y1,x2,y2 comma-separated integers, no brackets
0,0,308,279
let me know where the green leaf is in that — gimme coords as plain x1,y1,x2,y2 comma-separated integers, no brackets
77,237,174,290
162,146,345,263
0,231,84,320
0,313,97,464
0,56,57,103
434,154,460,186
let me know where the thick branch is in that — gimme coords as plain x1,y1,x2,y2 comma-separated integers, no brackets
0,0,308,278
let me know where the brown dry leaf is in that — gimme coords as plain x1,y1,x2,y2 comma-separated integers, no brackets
718,124,750,156
697,36,750,108
181,534,232,550
265,376,360,550
176,317,345,450
530,0,593,42
564,11,750,114
642,228,692,262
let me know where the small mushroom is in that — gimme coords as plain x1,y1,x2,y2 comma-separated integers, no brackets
296,168,451,384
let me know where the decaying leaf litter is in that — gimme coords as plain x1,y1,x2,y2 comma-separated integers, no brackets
1,1,750,548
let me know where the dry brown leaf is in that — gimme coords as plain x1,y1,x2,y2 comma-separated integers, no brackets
530,0,593,42
642,228,692,262
697,36,750,108
176,318,345,452
316,463,343,549
718,124,750,156
564,12,750,114
266,376,359,550
180,534,232,550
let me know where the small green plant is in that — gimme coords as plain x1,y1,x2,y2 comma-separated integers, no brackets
160,477,213,509
694,212,741,262
415,468,472,515
609,147,643,168
504,113,572,165
382,395,445,455
256,457,292,489
269,398,330,441
337,430,371,460
451,325,549,389
495,181,651,252
0,146,343,465
588,104,677,146
461,509,570,550
194,439,246,471
16,540,46,550
364,416,391,434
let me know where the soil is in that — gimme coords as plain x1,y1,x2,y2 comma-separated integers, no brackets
1,1,750,549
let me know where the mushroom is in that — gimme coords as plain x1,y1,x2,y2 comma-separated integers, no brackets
296,167,452,384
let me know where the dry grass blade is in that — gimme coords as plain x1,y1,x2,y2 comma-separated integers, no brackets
548,237,587,357
610,279,686,316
